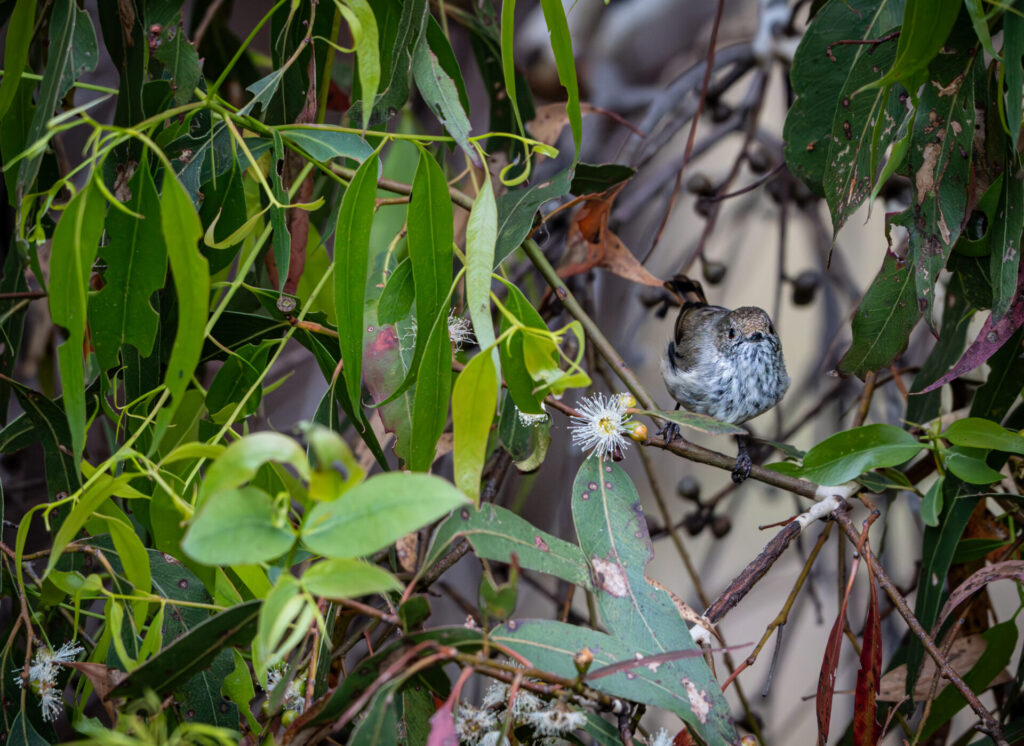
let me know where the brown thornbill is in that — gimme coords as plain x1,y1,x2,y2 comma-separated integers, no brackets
659,275,790,483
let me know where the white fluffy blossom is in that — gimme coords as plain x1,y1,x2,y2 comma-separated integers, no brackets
13,641,83,721
455,702,499,744
523,704,587,736
447,312,475,350
265,664,306,714
568,393,634,460
516,405,549,427
650,727,675,746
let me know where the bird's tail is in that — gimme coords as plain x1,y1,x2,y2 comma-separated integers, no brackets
663,274,708,308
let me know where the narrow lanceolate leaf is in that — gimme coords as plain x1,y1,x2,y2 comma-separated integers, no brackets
571,458,737,745
90,159,167,370
383,148,454,404
465,177,498,354
1005,9,1024,150
905,23,978,325
269,131,291,289
0,0,36,119
340,0,381,131
412,27,478,166
334,151,380,410
152,171,209,448
50,182,104,464
17,0,97,196
410,307,451,471
853,559,882,746
990,165,1023,321
862,0,961,95
538,0,581,162
452,352,498,501
500,0,524,133
838,249,921,379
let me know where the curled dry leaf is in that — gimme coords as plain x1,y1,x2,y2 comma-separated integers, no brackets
877,633,1012,701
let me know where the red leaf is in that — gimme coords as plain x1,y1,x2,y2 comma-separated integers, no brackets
818,553,861,746
920,263,1024,392
853,558,882,745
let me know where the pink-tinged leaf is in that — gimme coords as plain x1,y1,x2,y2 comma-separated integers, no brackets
853,559,882,745
818,556,859,746
363,324,413,463
426,702,458,746
921,264,1024,392
937,560,1024,629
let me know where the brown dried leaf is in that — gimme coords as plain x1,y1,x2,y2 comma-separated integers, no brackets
877,633,1011,701
937,560,1024,630
853,559,882,745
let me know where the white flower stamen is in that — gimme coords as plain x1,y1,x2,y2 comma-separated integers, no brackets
516,405,549,427
568,393,633,460
13,640,83,721
264,664,307,714
447,312,475,351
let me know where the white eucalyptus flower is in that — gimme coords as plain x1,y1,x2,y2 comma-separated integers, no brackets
523,703,587,736
13,641,83,721
568,393,634,460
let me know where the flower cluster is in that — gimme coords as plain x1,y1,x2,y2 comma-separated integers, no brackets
455,677,587,745
568,393,641,460
264,663,307,714
13,640,83,721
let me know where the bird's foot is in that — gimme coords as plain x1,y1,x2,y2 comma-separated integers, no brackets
657,421,681,442
731,434,752,484
731,452,752,483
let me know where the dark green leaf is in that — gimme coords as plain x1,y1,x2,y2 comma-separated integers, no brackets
152,171,210,448
0,0,36,120
968,326,1024,423
8,712,49,746
868,0,961,94
205,343,273,423
990,165,1023,321
17,0,98,195
409,305,451,471
790,424,923,485
178,649,238,730
90,159,167,370
570,163,636,196
301,472,469,558
50,181,105,464
921,476,943,527
422,503,592,589
838,250,921,378
1005,8,1024,150
280,128,374,164
378,257,414,324
945,446,1005,484
350,0,428,127
182,486,295,565
0,248,29,424
494,170,572,266
412,19,477,165
334,151,380,410
904,26,978,323
152,22,202,106
497,391,551,471
906,288,970,426
538,0,581,161
269,131,290,289
784,0,902,197
112,600,261,698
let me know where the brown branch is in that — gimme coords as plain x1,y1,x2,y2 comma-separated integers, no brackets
831,510,1007,744
825,31,900,63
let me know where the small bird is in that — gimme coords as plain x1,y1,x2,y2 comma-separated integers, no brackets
659,275,790,483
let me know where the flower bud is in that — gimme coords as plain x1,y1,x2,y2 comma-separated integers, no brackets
626,423,648,442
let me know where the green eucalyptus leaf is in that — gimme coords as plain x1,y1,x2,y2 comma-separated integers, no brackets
182,487,295,566
301,558,401,599
302,472,469,558
792,424,924,486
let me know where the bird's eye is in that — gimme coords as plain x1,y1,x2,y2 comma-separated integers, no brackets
727,327,736,339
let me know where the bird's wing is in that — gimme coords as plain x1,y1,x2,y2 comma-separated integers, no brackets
672,305,726,371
